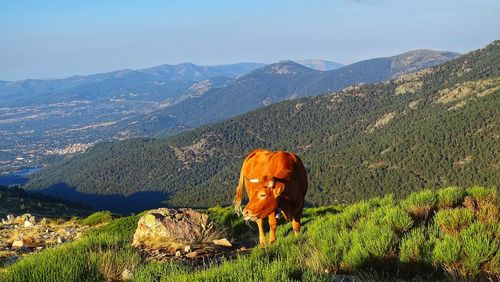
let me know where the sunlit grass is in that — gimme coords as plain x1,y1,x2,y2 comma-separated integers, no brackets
1,186,498,281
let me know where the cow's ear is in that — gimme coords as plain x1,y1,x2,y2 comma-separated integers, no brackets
272,181,285,197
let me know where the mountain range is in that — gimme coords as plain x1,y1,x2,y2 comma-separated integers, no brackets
121,50,461,137
23,41,498,212
0,51,459,172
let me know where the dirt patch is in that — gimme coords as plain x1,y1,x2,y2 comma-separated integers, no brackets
366,112,397,133
170,133,219,168
454,155,474,167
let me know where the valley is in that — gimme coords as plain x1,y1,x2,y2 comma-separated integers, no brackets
0,52,458,172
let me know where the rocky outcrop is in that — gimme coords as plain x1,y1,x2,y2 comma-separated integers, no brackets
132,208,226,251
0,213,90,266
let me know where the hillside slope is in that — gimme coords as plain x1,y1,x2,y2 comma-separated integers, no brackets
2,187,499,281
26,41,498,210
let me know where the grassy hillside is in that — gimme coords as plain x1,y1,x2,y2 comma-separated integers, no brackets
25,41,499,210
1,186,498,281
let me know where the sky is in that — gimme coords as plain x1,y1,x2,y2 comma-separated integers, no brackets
0,0,499,81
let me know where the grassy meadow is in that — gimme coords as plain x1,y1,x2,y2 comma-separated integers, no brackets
1,186,499,281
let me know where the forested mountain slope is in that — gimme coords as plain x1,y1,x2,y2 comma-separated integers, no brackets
26,41,498,210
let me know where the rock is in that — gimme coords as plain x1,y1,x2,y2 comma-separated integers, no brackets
6,214,14,224
14,214,35,225
121,269,133,281
28,215,36,224
24,220,34,228
175,250,182,257
186,251,197,259
132,208,225,251
184,245,191,252
57,237,64,244
40,218,47,225
213,238,232,247
12,240,24,248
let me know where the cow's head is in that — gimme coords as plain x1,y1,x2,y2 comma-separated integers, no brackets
242,175,285,221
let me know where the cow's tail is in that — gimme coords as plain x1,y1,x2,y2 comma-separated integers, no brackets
233,165,245,215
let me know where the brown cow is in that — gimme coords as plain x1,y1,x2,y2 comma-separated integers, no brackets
233,149,308,245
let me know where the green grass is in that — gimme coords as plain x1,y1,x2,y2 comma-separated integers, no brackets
401,189,437,219
81,211,113,226
1,186,499,281
435,208,474,234
437,186,465,209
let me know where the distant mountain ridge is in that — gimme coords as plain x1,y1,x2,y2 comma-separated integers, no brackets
123,50,461,136
24,41,498,212
0,49,460,171
0,62,266,107
295,59,344,71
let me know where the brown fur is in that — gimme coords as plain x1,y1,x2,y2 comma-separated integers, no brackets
233,149,308,245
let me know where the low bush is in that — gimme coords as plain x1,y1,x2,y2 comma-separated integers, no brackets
461,223,499,275
466,186,497,203
437,186,465,209
401,189,436,219
81,211,113,226
399,227,428,263
382,206,413,233
435,208,474,234
433,235,461,264
477,202,499,224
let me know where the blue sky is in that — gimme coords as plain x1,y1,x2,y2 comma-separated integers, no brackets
1,0,499,80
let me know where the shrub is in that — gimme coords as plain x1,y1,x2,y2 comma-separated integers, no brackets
433,235,462,264
383,206,413,233
367,194,395,208
402,189,436,219
477,202,499,224
437,186,465,209
338,201,372,228
466,186,497,203
464,186,497,215
400,227,427,263
81,211,113,226
461,222,498,276
342,244,369,271
360,223,397,258
435,208,474,234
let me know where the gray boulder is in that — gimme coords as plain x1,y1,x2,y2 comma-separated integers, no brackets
132,208,225,251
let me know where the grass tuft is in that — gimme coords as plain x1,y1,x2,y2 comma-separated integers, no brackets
435,208,474,234
401,189,436,219
437,186,465,209
81,211,113,226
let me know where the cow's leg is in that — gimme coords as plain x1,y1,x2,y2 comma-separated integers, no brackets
256,218,266,245
292,217,301,236
268,211,277,244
